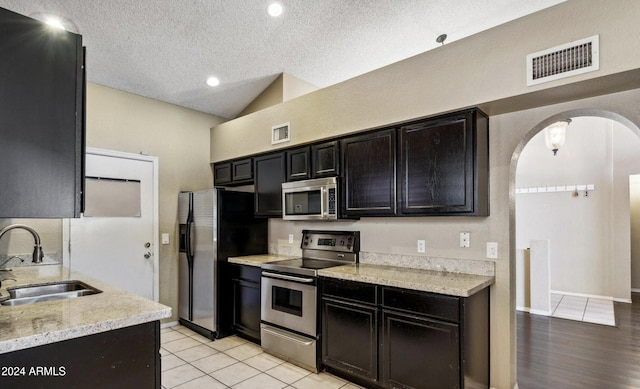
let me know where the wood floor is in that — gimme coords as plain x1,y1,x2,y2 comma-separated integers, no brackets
517,293,640,389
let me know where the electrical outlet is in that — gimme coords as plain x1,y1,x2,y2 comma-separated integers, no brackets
486,242,498,259
460,232,470,248
417,240,426,253
288,234,294,244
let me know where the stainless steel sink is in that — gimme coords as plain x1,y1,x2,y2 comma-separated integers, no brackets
1,280,102,306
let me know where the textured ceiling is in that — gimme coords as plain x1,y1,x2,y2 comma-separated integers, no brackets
0,0,564,119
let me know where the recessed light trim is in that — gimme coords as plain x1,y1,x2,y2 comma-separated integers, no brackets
267,3,283,17
206,76,220,87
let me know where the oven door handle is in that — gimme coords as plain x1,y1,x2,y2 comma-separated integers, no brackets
261,325,314,346
261,271,315,284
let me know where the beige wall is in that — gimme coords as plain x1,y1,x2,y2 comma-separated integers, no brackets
238,73,319,117
209,1,640,387
86,83,226,322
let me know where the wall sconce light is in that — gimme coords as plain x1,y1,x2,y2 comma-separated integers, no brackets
544,119,571,156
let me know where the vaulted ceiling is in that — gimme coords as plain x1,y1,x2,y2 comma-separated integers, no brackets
0,0,564,119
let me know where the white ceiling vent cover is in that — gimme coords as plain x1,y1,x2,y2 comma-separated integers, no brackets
526,35,599,86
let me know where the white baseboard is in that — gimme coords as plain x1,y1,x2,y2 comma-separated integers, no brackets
631,288,640,294
161,321,179,329
529,309,551,316
550,289,631,303
516,306,530,313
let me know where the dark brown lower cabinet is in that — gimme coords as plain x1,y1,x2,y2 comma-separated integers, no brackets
382,310,459,389
322,298,378,384
231,264,262,343
320,278,489,389
0,321,160,389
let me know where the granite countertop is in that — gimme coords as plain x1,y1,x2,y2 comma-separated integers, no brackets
228,254,296,267
0,265,171,354
318,263,494,297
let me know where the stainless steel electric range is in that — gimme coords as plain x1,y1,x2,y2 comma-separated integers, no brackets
260,230,360,372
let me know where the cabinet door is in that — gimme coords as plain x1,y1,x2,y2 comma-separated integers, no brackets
286,147,311,181
312,141,339,178
399,110,488,215
214,162,232,185
0,8,84,218
382,310,460,389
322,298,378,384
232,158,253,183
0,322,160,388
254,152,286,216
232,278,261,342
341,129,396,216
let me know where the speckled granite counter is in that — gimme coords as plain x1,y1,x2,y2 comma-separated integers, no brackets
228,254,296,267
0,266,171,354
318,263,493,297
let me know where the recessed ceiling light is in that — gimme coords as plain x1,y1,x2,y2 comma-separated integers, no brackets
267,3,283,17
45,16,66,30
29,12,79,33
206,76,220,87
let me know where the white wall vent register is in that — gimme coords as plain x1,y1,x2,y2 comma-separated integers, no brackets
271,122,291,145
526,35,599,86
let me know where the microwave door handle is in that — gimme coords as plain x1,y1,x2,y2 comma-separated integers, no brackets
321,187,327,219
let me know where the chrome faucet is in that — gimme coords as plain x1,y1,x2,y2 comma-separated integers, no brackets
0,224,44,263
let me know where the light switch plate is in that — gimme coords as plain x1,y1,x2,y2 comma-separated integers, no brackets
486,242,498,259
161,233,170,245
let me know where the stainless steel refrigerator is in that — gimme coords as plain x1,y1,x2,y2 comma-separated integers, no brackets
178,189,267,339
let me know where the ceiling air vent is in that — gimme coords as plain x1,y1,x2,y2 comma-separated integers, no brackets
526,35,599,86
271,122,291,145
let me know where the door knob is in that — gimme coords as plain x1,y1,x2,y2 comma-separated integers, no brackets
144,252,152,259
144,242,151,248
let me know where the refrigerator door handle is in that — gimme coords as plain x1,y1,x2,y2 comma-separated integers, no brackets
186,221,194,260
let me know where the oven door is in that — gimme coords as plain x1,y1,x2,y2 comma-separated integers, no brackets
261,271,317,337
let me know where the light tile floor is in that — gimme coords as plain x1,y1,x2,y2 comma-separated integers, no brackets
550,293,616,326
161,325,363,389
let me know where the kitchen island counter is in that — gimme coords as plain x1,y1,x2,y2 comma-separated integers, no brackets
0,265,171,354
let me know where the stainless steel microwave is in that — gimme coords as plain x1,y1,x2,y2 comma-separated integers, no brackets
281,177,338,220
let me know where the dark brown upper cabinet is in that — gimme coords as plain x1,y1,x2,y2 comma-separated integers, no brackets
341,129,397,217
311,141,340,178
286,147,311,181
254,152,286,217
399,109,489,216
213,158,253,186
0,7,85,218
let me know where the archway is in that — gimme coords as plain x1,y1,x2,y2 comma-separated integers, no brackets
510,109,640,388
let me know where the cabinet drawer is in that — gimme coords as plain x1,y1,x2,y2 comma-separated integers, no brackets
321,278,378,305
230,264,261,283
382,287,459,322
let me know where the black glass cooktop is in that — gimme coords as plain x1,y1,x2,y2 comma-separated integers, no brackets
262,258,351,277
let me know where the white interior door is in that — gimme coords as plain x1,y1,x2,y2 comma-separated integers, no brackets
67,148,159,301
